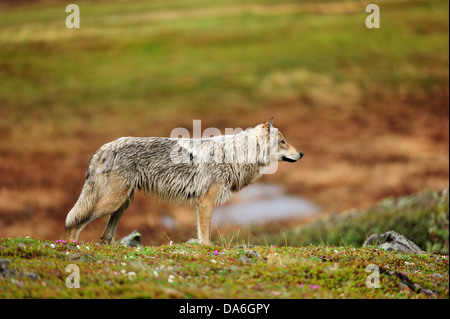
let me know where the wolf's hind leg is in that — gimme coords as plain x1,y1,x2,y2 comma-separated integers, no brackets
65,179,99,243
99,195,132,244
65,225,82,243
65,173,130,243
89,174,131,244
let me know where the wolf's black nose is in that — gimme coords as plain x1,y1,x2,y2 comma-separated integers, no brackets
299,151,304,158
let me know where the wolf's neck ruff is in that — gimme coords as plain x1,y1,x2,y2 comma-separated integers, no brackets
171,126,273,166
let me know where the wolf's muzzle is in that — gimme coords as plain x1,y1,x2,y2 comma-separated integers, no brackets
282,151,304,163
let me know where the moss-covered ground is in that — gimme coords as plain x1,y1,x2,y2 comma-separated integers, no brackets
0,236,448,299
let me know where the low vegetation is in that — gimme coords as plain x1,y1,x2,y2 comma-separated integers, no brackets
0,236,448,299
1,189,448,299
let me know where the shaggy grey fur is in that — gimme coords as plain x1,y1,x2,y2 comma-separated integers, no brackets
65,120,303,244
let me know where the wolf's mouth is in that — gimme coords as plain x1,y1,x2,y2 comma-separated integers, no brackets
282,156,298,163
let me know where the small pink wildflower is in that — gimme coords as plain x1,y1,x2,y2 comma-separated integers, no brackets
213,250,222,256
310,284,319,289
299,284,304,288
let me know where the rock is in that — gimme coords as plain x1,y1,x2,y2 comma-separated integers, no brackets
381,267,438,297
0,259,10,272
363,230,424,254
0,258,28,279
119,230,142,247
236,244,254,249
22,272,39,280
0,259,12,278
238,255,252,264
245,250,263,260
431,273,445,280
0,259,39,281
415,285,436,297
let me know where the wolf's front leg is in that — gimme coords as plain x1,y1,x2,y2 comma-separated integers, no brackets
196,201,213,246
195,184,221,245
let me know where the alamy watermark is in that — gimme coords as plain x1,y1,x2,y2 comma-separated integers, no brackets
365,264,380,288
366,4,380,29
168,120,279,174
65,4,380,29
65,4,80,29
65,264,80,288
62,260,382,290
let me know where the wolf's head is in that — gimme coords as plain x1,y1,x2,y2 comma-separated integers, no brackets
258,118,304,163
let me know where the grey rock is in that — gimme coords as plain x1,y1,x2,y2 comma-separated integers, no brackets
363,230,424,254
0,259,40,281
22,272,39,280
245,250,263,260
0,259,10,272
119,230,142,247
236,244,254,249
431,273,445,280
382,267,437,297
238,255,252,264
413,283,435,296
0,259,12,278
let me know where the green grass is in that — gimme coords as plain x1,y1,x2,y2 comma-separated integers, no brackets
0,237,448,298
1,189,448,298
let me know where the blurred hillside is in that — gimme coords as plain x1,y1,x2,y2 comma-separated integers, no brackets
0,0,448,244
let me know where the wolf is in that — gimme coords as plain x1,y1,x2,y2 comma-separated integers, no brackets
64,118,303,245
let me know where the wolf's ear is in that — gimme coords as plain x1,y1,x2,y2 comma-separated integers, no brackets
262,117,273,130
261,117,273,132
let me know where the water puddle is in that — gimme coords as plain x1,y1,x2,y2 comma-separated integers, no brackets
211,184,320,226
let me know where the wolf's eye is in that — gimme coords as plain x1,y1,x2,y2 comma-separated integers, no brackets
281,139,286,145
